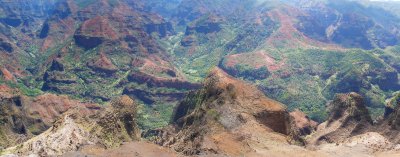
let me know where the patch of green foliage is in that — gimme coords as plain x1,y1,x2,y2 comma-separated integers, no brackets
206,109,220,121
230,64,270,81
1,80,42,97
137,103,175,130
163,15,278,82
257,48,399,122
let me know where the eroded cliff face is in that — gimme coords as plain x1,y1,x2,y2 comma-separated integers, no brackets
376,93,400,144
294,1,400,49
141,69,400,157
3,68,400,157
2,95,140,156
0,85,98,149
307,93,373,145
145,68,302,156
290,109,318,136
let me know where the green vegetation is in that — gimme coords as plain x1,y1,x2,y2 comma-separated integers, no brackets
231,65,270,81
0,79,42,97
137,103,175,130
1,0,399,129
161,29,399,122
254,48,399,121
206,109,220,121
161,13,278,82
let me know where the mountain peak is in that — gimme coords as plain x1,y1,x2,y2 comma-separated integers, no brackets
157,68,297,155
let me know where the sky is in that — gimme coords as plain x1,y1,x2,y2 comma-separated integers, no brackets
370,0,400,1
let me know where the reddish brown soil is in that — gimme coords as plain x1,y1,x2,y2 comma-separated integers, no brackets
79,16,118,40
224,50,286,71
72,142,177,157
88,52,118,72
41,18,76,52
27,93,99,125
1,67,15,81
129,55,200,89
290,109,318,130
160,68,295,156
0,84,19,98
266,6,342,50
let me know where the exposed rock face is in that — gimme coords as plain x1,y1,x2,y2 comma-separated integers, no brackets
42,58,76,95
290,109,318,136
145,21,174,38
180,35,196,47
150,68,298,156
220,51,276,80
43,71,77,84
185,15,222,35
87,53,118,75
3,95,140,156
377,93,400,144
123,88,187,105
0,89,97,149
0,38,13,53
74,16,118,50
308,93,373,145
0,67,15,81
49,58,65,72
327,93,372,124
7,107,96,157
123,69,201,104
42,60,78,93
127,70,200,90
295,1,400,49
94,95,141,148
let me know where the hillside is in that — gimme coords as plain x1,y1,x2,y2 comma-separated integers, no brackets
1,68,400,156
0,0,400,156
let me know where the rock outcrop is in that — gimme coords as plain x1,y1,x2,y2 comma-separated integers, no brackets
150,68,299,156
74,16,118,50
3,95,140,156
308,92,373,145
145,21,174,38
0,89,97,149
376,93,400,144
87,53,118,75
290,109,318,136
49,58,65,72
0,67,15,82
123,67,201,105
0,38,13,53
220,51,276,80
126,70,200,90
42,59,78,93
185,16,222,35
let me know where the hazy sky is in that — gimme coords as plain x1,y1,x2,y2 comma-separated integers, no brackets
370,0,400,1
